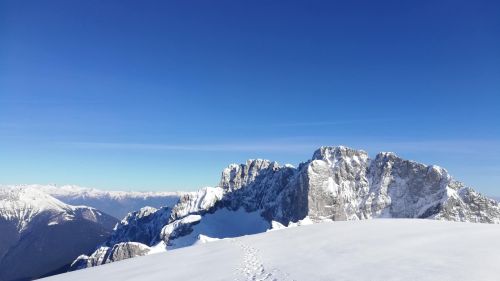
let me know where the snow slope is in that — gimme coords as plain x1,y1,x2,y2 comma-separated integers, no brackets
42,219,500,281
164,208,270,249
2,184,183,219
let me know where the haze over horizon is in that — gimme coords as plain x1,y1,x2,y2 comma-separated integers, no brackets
1,0,499,195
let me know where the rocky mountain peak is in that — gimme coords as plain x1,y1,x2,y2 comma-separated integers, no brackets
120,206,158,225
72,145,500,272
312,146,369,163
219,159,279,191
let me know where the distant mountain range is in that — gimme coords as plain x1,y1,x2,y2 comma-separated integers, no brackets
0,185,183,281
70,146,500,271
4,184,183,219
0,187,117,281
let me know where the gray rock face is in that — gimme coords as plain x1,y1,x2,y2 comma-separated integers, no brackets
70,242,151,271
107,206,171,246
70,206,174,271
69,206,174,271
74,146,500,271
160,214,202,245
168,187,223,222
220,146,500,224
220,159,277,191
214,146,500,224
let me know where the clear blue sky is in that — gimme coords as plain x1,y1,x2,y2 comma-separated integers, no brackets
1,0,499,195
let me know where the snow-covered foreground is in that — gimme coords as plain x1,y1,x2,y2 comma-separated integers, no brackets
42,219,500,281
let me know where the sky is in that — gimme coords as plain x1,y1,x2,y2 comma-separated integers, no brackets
0,0,499,195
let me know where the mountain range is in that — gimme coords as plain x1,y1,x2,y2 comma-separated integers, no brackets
6,184,183,219
0,187,117,281
70,146,500,271
0,185,183,281
1,146,499,280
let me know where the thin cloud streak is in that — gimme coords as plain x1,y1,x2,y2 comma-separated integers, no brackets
368,140,500,155
272,118,394,127
65,139,500,155
68,141,319,152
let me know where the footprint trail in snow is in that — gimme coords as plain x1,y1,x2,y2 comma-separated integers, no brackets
232,240,295,281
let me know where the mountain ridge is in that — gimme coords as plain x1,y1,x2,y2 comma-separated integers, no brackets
0,186,118,281
1,184,184,219
71,146,500,271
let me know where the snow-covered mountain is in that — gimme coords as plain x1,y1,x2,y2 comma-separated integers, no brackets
43,219,500,281
3,184,183,219
70,187,227,270
71,146,500,270
0,186,118,281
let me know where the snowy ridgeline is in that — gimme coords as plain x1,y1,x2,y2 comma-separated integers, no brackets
3,146,500,281
0,185,183,281
68,146,500,273
42,219,500,281
0,187,119,281
1,184,184,219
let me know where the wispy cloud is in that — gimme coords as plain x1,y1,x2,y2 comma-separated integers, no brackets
65,139,500,155
364,140,500,155
67,141,319,152
271,118,394,127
